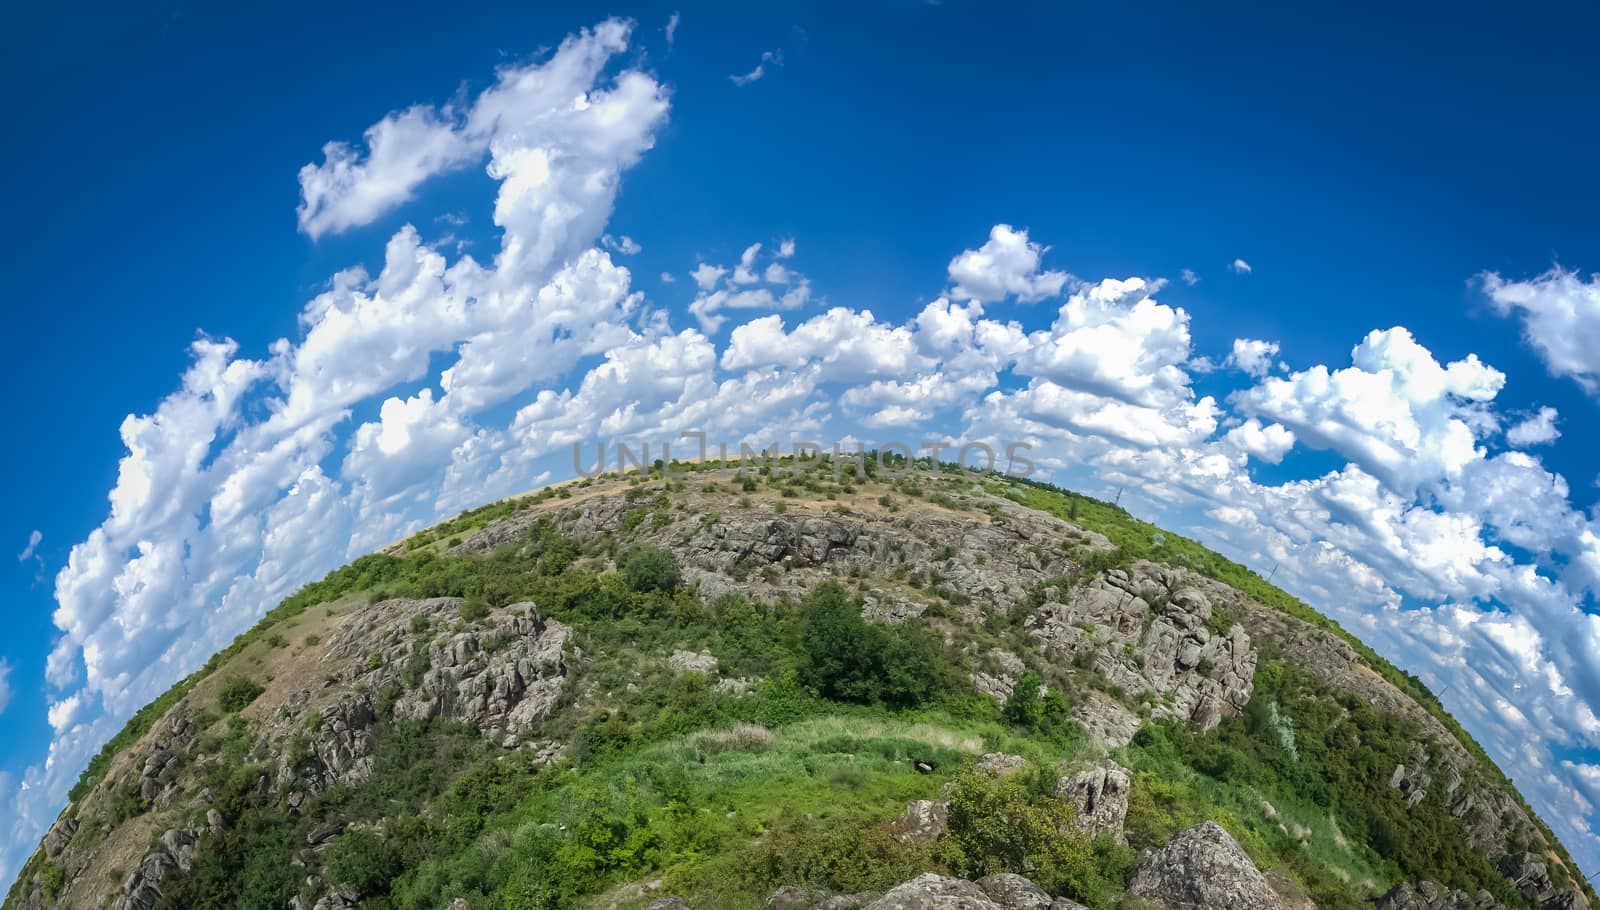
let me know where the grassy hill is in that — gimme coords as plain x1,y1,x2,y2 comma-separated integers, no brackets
7,457,1592,910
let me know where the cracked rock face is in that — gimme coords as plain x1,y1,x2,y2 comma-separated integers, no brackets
971,649,1027,701
1500,854,1587,910
849,873,1081,910
863,873,1012,909
289,693,380,797
1056,759,1131,844
325,597,572,747
1126,822,1285,910
670,649,718,674
888,799,949,844
1377,881,1505,910
973,874,1052,910
1027,561,1256,734
109,827,199,910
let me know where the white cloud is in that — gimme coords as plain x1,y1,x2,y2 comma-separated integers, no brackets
1482,268,1600,396
0,659,11,716
602,234,642,255
1233,327,1504,491
295,19,651,242
1226,338,1279,378
1015,277,1193,409
948,224,1069,304
296,105,478,239
730,50,781,86
16,530,40,563
1506,406,1562,447
1230,258,1253,274
721,309,930,380
687,242,813,332
1224,418,1297,464
665,11,679,44
1180,268,1200,286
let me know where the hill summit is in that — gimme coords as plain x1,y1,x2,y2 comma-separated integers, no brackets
7,457,1594,910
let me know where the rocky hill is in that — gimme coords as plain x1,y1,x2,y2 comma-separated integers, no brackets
6,458,1594,910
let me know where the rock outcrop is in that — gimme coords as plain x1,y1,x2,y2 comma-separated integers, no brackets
455,492,1112,623
861,873,1016,909
1055,759,1130,843
109,828,198,910
1026,562,1256,734
325,597,572,748
1376,881,1505,910
799,873,1085,910
888,799,949,844
1126,822,1284,910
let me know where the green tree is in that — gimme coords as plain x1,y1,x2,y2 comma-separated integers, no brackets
623,546,682,594
799,583,948,708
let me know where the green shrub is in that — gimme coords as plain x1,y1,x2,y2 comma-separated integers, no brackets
323,830,403,896
458,596,490,621
40,862,65,900
218,677,265,714
1002,672,1072,735
623,546,682,594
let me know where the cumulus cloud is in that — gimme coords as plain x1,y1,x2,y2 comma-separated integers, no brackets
1232,327,1504,491
947,224,1069,304
1506,407,1562,447
1226,338,1279,378
0,659,11,716
1224,418,1297,464
1482,268,1600,395
296,19,649,241
730,49,781,86
1015,277,1194,409
1230,258,1253,274
296,105,478,239
1180,268,1200,286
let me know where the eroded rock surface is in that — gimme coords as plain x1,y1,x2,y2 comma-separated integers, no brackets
109,828,198,910
326,597,572,747
1126,822,1284,910
1377,881,1505,910
888,799,949,844
1056,759,1130,843
1026,562,1256,734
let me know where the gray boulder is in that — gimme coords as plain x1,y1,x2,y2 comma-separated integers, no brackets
864,874,1005,909
1056,759,1131,843
888,798,949,844
1126,822,1284,910
975,873,1052,910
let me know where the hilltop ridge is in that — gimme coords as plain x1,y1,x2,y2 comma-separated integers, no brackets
7,457,1593,910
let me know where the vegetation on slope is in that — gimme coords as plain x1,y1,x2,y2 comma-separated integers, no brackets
9,457,1594,910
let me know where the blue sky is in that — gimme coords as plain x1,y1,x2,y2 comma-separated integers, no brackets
5,0,1600,889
